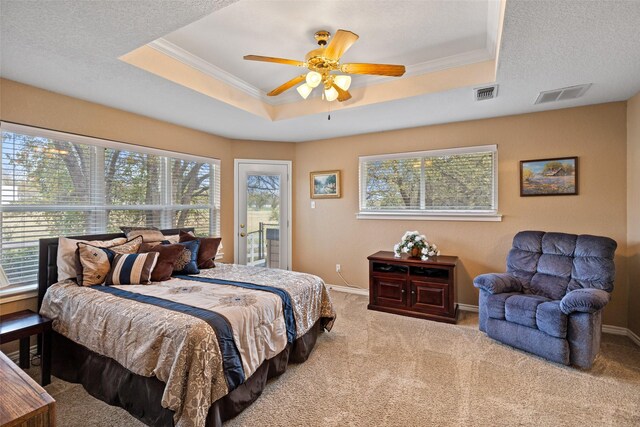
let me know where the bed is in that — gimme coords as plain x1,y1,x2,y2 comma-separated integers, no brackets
37,229,335,427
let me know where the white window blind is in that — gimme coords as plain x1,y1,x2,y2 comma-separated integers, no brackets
359,145,497,217
0,122,220,294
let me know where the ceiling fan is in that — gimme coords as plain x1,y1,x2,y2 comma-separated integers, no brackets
244,29,406,102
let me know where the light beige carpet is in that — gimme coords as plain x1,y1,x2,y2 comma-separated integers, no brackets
35,291,640,426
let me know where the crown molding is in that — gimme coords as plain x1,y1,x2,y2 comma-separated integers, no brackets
348,48,494,91
148,38,273,103
149,38,494,106
486,0,502,58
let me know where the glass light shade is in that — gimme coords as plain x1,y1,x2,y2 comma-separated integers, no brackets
296,83,313,99
305,71,322,88
334,75,352,91
324,86,339,102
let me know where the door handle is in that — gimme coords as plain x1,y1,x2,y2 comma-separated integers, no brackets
240,232,246,237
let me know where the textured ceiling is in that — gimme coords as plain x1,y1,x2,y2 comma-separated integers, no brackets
1,0,640,143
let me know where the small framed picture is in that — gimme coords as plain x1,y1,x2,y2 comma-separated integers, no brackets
520,157,578,196
310,170,341,199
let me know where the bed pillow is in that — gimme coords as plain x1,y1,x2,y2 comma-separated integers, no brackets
105,252,159,286
173,239,201,275
179,231,222,269
57,236,127,281
139,243,185,282
120,226,166,243
77,236,143,286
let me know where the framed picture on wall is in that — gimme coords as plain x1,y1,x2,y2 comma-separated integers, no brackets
310,170,341,199
520,156,578,196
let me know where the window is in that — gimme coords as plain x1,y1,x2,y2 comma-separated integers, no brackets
358,145,498,220
0,122,220,295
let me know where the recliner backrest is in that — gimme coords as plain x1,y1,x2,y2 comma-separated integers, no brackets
506,231,617,300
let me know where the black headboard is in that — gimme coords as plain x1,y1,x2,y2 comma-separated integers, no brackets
37,228,194,311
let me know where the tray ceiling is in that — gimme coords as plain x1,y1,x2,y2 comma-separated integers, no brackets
160,0,499,96
1,0,640,142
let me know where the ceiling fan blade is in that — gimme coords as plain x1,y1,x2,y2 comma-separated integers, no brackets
244,55,305,67
324,29,359,60
267,75,306,96
332,84,352,102
341,63,406,77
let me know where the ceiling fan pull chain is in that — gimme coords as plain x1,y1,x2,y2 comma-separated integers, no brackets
328,102,331,120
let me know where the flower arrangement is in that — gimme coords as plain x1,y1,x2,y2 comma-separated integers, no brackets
394,231,440,260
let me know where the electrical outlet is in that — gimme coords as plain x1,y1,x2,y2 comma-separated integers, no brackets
336,264,341,272
311,201,316,209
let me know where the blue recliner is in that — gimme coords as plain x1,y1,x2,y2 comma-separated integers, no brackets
474,231,617,369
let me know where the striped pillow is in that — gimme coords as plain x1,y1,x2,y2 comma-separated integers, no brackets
106,252,159,286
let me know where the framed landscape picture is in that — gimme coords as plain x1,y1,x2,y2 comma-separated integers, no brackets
310,170,341,199
520,156,578,196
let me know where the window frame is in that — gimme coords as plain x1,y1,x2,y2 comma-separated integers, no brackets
0,122,221,297
357,144,501,221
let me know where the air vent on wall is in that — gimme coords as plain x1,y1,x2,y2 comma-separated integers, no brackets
535,84,592,104
474,84,498,101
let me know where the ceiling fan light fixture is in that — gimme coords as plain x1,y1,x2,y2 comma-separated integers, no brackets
245,29,405,105
334,75,352,91
305,71,322,88
296,83,313,99
324,86,339,102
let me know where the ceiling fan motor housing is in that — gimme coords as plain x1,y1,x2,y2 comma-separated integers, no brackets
314,30,331,46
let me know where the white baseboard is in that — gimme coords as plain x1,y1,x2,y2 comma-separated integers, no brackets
327,284,369,296
328,286,640,347
4,344,38,364
627,328,640,347
601,324,627,335
457,303,479,313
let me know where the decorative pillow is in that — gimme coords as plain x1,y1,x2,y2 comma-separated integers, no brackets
173,239,201,275
179,231,222,269
139,243,185,282
77,236,143,286
120,226,165,243
105,252,159,286
164,234,180,244
57,236,127,281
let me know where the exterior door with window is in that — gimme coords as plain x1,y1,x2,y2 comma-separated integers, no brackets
235,160,290,270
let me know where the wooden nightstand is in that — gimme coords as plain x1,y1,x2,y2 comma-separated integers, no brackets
0,350,56,427
0,310,52,386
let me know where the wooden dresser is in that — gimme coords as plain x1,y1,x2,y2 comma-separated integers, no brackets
0,351,55,427
367,251,458,324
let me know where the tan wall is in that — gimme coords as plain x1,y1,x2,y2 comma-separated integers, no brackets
0,79,633,336
0,79,294,353
294,103,629,327
627,91,640,336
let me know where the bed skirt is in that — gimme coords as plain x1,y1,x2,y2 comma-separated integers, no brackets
51,319,325,426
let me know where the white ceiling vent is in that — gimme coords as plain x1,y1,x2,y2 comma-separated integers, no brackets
535,84,592,104
474,84,498,101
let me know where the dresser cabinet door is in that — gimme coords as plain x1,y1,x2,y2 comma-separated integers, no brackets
372,276,407,308
409,279,450,315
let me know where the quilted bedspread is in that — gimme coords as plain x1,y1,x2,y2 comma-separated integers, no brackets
40,263,335,427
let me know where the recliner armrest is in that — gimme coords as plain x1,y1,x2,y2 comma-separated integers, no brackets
473,273,522,294
560,288,610,315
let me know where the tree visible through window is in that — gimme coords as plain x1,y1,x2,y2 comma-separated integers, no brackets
0,124,220,291
360,145,497,214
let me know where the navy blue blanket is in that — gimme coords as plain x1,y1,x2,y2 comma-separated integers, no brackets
91,285,245,391
174,275,297,344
